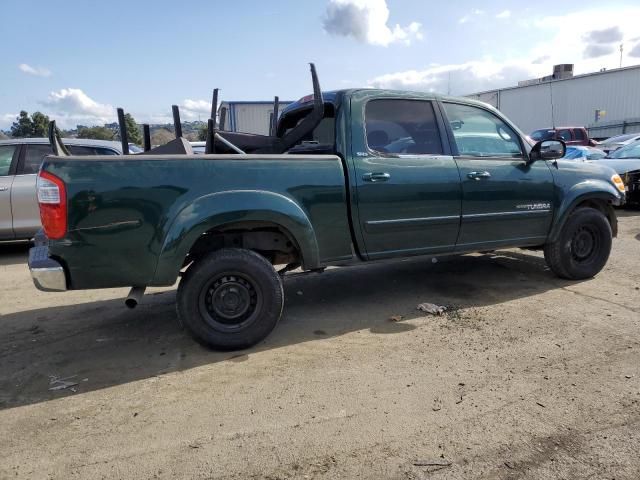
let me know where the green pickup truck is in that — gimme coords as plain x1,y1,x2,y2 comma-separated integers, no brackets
29,66,626,350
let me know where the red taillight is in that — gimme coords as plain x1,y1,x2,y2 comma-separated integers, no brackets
37,171,67,239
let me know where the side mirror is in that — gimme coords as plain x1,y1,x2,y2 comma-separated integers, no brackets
529,139,566,162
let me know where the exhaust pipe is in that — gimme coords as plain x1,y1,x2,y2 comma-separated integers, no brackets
125,286,146,309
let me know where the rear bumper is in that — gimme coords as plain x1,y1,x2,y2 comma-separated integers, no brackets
29,245,67,292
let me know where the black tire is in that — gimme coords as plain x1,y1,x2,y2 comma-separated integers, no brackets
544,207,612,280
177,248,284,350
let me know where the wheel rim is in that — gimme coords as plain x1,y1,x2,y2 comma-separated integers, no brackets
198,273,262,332
570,226,599,263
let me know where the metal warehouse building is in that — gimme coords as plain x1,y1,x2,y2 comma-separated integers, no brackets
219,100,293,136
466,64,640,139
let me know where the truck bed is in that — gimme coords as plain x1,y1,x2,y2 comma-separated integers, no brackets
43,154,353,289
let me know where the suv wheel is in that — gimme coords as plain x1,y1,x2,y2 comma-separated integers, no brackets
177,249,284,350
544,207,612,280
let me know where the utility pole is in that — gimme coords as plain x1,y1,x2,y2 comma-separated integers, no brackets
619,44,623,69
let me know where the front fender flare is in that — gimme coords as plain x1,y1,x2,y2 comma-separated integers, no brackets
548,180,623,242
152,190,319,285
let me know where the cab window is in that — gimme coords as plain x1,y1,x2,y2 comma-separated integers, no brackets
364,99,442,155
557,129,572,142
443,103,522,158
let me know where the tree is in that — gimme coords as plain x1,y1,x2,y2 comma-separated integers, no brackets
77,126,116,140
198,124,208,141
116,113,143,146
150,128,174,146
31,112,51,137
10,111,34,137
9,111,53,138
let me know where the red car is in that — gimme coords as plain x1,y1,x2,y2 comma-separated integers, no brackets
530,127,597,146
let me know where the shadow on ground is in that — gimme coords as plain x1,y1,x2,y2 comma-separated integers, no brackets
0,250,575,410
0,242,30,267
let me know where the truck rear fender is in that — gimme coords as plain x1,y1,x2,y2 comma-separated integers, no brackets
153,190,319,285
549,180,621,242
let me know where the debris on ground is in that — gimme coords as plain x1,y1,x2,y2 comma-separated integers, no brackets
432,397,443,411
48,375,79,392
417,303,447,315
413,459,452,467
389,315,403,322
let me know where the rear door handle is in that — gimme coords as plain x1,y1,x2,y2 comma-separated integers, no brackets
362,172,391,182
467,171,491,180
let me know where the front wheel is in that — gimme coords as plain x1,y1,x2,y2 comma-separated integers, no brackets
177,248,284,350
544,207,612,280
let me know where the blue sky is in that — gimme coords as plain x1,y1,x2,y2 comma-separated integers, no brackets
2,0,639,129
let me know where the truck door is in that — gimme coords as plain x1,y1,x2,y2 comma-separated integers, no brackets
0,145,18,240
441,102,555,250
349,93,461,259
11,143,51,239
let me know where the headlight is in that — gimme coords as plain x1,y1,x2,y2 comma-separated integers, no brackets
612,174,626,193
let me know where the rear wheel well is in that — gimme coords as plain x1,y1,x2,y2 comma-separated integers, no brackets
184,221,302,268
573,198,617,237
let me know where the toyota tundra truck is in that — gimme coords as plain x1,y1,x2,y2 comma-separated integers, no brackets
28,65,626,350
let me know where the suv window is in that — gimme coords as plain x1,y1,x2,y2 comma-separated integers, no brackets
365,99,443,155
443,103,522,158
22,144,53,175
573,129,586,140
557,129,572,141
0,145,17,176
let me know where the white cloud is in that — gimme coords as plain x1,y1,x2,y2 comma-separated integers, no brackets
40,88,114,128
496,10,511,19
458,9,484,24
18,63,51,77
369,60,545,95
323,0,423,46
369,6,640,96
181,99,212,120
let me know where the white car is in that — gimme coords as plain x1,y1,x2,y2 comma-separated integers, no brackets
596,133,640,154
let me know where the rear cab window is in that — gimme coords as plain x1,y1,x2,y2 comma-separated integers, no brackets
573,129,586,141
364,99,443,155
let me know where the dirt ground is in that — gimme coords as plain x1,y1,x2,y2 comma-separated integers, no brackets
1,211,639,480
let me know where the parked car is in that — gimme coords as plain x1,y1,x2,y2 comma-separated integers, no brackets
190,141,206,154
530,127,596,146
596,133,640,154
563,146,607,161
0,138,125,240
29,77,626,350
590,140,640,206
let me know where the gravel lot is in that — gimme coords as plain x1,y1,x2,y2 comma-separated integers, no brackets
1,211,639,479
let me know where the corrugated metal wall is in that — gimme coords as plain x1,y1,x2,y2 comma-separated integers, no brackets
220,102,293,135
467,65,640,137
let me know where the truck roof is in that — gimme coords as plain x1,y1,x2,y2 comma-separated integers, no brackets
280,88,497,117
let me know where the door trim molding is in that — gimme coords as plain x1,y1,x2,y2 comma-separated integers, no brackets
365,215,460,233
462,209,551,223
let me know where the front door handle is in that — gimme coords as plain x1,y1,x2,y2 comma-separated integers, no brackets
362,172,391,183
467,171,491,180
0,187,7,192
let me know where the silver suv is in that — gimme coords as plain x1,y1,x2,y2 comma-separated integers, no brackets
0,138,125,240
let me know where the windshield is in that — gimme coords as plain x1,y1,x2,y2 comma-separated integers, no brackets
600,133,638,145
608,139,640,159
530,129,555,141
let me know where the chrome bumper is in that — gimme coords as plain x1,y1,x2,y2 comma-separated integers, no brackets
29,246,67,292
